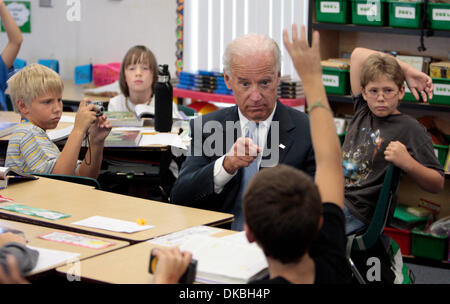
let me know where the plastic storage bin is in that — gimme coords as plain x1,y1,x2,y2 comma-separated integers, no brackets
388,0,422,29
351,0,388,26
429,78,450,106
385,227,411,255
411,228,448,261
93,62,121,86
315,0,350,24
322,66,350,95
433,144,449,168
428,2,450,31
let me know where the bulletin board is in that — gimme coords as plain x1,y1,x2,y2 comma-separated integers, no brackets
2,1,31,33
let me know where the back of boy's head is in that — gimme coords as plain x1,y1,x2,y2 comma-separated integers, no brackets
8,63,63,113
360,53,405,89
243,164,322,264
119,45,158,97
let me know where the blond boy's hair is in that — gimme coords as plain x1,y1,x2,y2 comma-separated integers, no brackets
7,63,64,113
360,53,405,89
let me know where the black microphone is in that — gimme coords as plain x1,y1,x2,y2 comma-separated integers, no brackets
154,64,173,132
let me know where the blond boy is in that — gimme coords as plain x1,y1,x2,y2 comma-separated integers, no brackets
6,64,111,178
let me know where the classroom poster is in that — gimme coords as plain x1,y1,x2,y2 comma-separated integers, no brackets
2,1,31,33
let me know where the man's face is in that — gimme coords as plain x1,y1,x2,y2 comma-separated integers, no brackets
224,52,280,122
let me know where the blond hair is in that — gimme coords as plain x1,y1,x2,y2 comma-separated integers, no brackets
8,64,64,113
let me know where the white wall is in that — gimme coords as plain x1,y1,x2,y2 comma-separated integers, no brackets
0,0,177,80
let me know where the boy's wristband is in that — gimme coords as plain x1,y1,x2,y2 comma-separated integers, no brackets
307,99,333,114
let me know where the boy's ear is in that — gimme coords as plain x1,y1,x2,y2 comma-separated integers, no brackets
244,223,255,243
17,99,29,114
360,86,368,101
398,84,406,101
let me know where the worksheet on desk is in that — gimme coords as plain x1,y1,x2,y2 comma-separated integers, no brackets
71,216,154,233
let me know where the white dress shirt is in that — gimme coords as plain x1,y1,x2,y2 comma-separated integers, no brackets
213,104,277,193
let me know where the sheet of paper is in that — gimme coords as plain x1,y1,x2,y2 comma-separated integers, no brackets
147,226,221,247
59,115,75,123
27,246,80,275
71,216,154,233
139,133,187,149
219,231,253,245
47,125,74,142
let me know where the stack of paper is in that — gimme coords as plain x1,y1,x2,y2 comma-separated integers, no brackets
179,234,268,284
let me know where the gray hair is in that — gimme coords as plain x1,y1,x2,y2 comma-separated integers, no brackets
223,33,281,77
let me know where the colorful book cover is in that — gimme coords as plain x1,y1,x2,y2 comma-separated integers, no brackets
104,130,142,147
105,111,143,127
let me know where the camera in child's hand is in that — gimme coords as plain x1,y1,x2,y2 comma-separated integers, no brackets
149,248,197,284
86,101,105,117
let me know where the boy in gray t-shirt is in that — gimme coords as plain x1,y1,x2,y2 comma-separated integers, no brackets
343,48,444,234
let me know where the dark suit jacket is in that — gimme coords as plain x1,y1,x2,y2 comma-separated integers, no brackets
170,100,316,213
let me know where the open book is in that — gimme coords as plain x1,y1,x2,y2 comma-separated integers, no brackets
0,167,38,189
179,234,269,284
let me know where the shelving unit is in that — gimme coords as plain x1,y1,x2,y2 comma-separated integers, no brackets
308,0,450,117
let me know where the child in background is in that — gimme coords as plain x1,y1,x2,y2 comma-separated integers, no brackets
5,64,111,178
108,45,181,118
343,47,444,235
0,0,23,111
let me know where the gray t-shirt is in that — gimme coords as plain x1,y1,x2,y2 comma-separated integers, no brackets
342,94,444,224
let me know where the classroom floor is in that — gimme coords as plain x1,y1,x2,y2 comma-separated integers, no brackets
406,262,450,284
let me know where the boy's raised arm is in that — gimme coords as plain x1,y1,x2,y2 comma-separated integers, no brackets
283,24,343,209
350,47,433,102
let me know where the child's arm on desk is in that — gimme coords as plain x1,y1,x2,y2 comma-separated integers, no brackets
0,0,23,69
385,141,444,193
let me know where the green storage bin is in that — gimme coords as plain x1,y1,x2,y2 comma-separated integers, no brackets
429,78,450,105
316,0,350,24
433,144,449,168
428,2,450,31
352,0,388,26
322,66,350,95
411,227,448,261
388,0,422,29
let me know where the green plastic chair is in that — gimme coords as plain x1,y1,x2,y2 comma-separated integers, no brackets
32,173,102,190
346,164,401,283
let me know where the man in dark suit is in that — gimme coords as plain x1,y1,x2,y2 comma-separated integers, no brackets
170,33,315,230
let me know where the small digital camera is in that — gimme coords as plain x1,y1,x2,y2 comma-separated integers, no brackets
149,248,197,284
86,101,104,117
